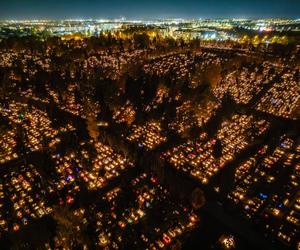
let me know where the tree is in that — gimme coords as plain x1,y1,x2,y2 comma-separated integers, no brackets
133,33,150,49
52,206,88,249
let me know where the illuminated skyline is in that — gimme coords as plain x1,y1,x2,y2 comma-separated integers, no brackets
0,0,300,20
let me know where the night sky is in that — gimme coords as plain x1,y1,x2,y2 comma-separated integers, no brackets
0,0,299,20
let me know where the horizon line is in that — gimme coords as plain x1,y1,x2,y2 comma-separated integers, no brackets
1,17,300,22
